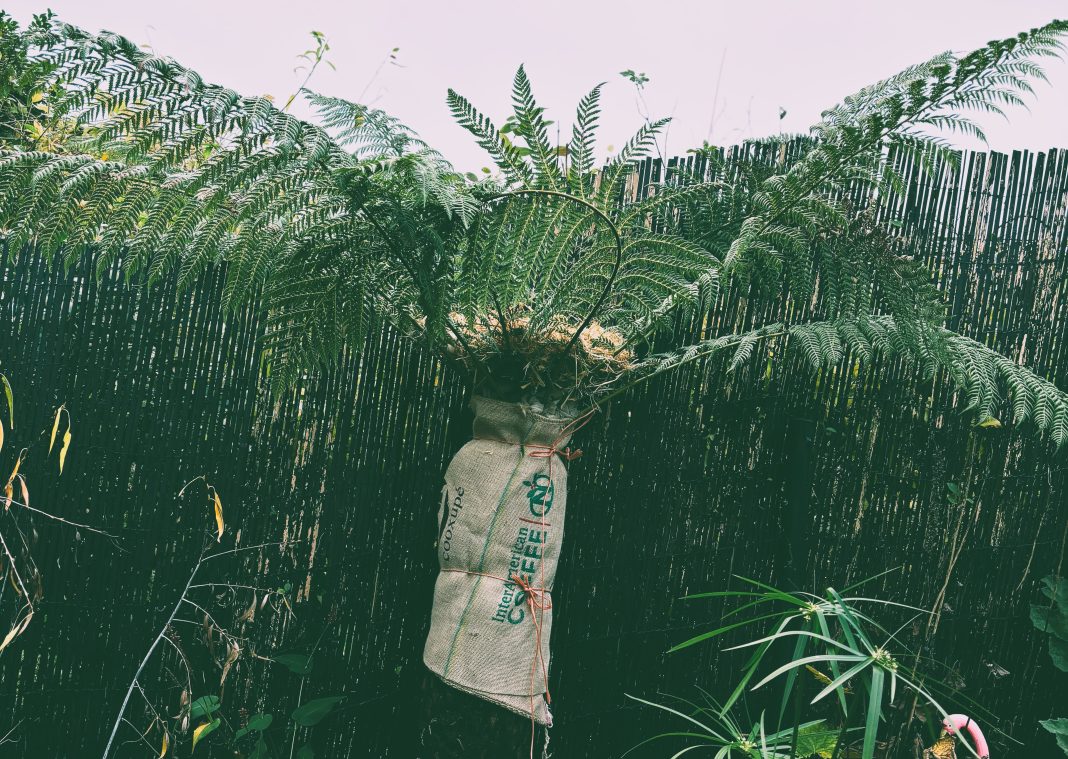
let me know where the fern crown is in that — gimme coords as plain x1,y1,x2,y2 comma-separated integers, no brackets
2,16,1068,438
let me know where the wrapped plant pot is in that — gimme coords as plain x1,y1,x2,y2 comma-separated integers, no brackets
424,396,581,726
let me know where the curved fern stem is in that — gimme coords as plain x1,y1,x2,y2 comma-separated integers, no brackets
352,197,480,362
495,188,623,353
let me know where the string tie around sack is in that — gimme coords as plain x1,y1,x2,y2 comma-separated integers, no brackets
437,566,554,758
510,572,552,697
519,409,595,468
516,409,594,756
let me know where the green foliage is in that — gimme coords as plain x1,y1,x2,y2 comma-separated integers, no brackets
283,31,335,112
290,695,344,727
233,713,273,741
0,11,56,147
191,717,221,751
619,69,649,89
222,651,341,758
273,652,313,675
644,576,998,759
625,689,838,759
1031,574,1068,670
1032,574,1068,755
1,15,1067,438
0,17,434,387
1041,718,1068,755
189,694,221,719
0,370,12,428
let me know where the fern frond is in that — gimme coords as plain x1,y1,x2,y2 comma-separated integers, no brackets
510,65,562,190
567,82,604,195
447,87,533,185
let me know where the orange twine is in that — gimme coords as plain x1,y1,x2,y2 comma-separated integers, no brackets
444,409,595,759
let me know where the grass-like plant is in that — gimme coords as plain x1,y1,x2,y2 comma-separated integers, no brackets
627,689,840,759
632,575,1001,759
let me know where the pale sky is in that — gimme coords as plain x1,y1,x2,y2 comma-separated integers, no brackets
7,1,1068,170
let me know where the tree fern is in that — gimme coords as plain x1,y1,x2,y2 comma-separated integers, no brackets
0,17,476,385
1,15,1067,444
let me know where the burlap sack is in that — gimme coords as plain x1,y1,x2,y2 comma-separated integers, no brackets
424,396,576,726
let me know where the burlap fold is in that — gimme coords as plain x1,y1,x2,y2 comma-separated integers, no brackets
423,396,575,726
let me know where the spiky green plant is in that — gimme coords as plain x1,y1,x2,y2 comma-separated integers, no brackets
1,16,1067,428
635,576,1007,759
625,690,839,759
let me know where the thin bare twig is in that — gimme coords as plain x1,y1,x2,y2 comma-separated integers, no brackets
189,582,278,594
180,597,225,631
201,540,297,563
4,497,117,538
159,634,194,700
102,550,204,759
177,475,206,498
0,720,22,746
118,717,158,754
0,528,32,614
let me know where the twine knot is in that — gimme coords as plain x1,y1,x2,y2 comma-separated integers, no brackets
511,574,553,613
527,444,583,462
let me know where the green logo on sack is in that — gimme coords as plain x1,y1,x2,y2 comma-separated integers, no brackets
523,474,553,516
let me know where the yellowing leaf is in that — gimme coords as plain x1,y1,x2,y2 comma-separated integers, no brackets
191,719,220,751
59,429,72,475
160,731,168,757
0,612,32,653
6,449,24,486
213,490,224,542
30,92,43,103
0,625,16,653
0,419,4,453
0,373,12,428
978,417,1002,428
4,451,24,511
805,664,832,686
48,407,62,453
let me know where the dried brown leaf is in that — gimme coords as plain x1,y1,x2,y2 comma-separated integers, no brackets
220,640,241,687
